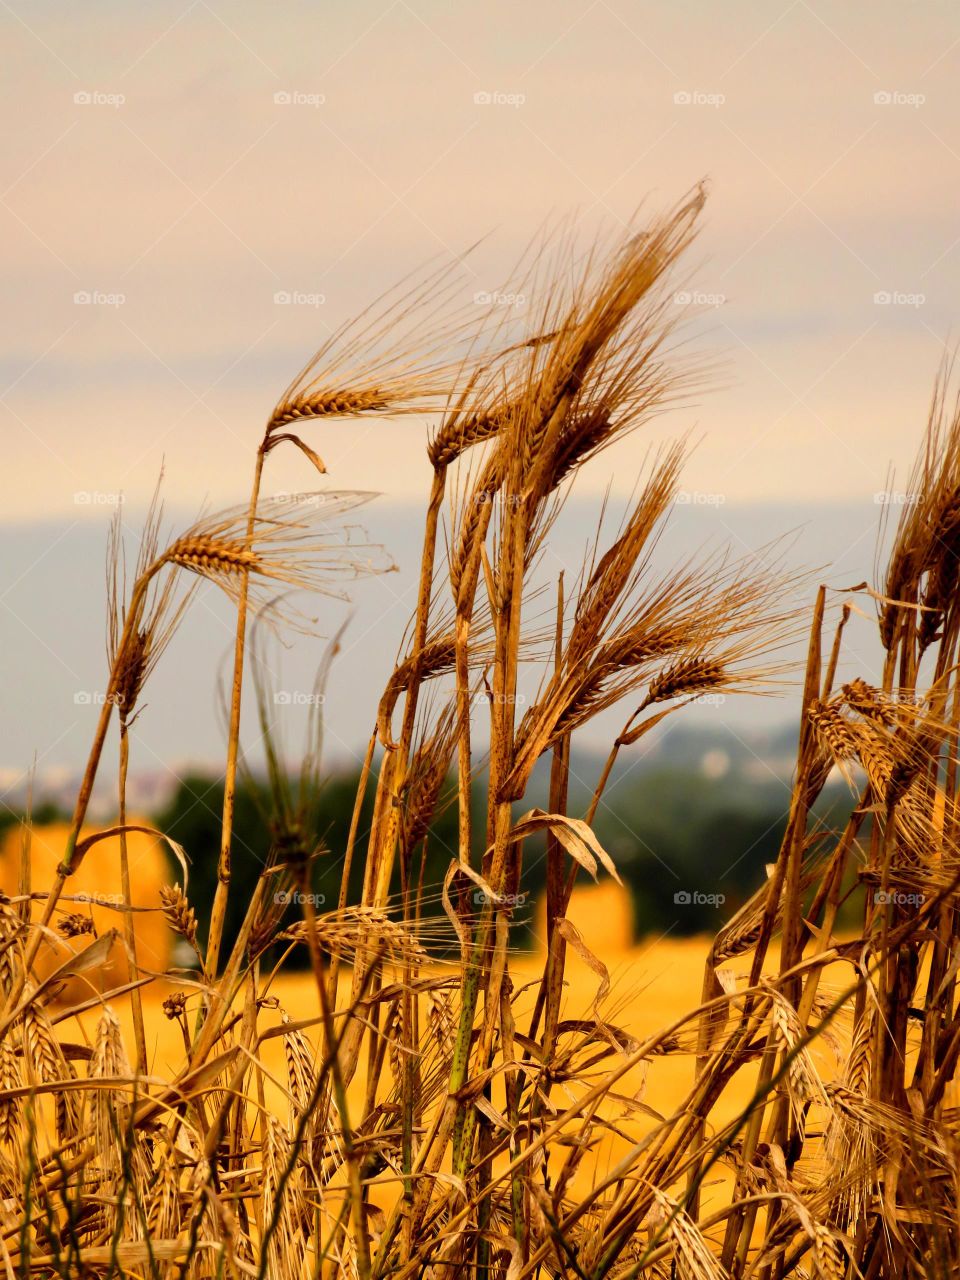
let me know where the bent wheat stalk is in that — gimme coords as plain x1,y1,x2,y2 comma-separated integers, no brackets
15,192,960,1279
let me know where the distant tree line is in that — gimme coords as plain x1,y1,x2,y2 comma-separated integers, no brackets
152,766,851,960
3,766,857,963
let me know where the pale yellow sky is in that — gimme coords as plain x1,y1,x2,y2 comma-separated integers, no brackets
3,1,960,519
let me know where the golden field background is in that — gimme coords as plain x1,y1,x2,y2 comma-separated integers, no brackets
3,823,844,1220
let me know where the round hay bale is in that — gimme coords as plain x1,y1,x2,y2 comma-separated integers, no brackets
0,820,172,1001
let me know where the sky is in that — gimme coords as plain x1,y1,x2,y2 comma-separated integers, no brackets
2,1,960,782
3,1,960,511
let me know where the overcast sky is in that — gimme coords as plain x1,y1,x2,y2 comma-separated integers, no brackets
3,1,960,783
3,1,960,517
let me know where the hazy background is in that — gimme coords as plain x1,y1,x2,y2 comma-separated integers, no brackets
3,0,959,816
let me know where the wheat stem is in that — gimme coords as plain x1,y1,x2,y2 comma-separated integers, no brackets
205,446,265,981
117,724,147,1076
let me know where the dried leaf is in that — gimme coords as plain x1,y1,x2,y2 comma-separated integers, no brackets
507,809,622,884
555,917,610,1010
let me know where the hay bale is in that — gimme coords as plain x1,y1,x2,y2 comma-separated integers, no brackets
0,820,172,999
534,879,635,955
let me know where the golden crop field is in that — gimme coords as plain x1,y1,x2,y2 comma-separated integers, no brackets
4,191,959,1279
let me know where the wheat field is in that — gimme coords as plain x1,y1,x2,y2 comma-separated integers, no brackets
4,186,960,1278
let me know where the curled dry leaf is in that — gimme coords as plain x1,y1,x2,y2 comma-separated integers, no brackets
507,809,622,884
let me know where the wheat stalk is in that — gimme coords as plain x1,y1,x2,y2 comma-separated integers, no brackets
13,194,960,1279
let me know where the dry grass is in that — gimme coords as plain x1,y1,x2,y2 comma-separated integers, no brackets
5,187,960,1278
